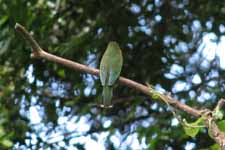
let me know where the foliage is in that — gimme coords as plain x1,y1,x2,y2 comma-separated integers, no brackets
0,0,225,149
182,117,204,138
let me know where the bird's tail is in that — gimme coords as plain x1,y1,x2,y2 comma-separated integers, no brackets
102,86,113,108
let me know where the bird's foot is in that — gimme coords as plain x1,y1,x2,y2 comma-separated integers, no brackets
99,104,113,109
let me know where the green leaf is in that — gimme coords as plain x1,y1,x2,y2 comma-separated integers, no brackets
183,125,200,138
152,93,159,100
0,126,5,137
213,109,224,120
183,117,204,138
149,137,158,150
65,100,75,106
57,69,65,78
217,120,225,132
0,16,8,26
1,139,13,147
210,143,220,150
201,143,220,150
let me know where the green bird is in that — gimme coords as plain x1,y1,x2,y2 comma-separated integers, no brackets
99,41,123,108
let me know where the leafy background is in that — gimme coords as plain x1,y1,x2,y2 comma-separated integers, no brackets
0,0,225,149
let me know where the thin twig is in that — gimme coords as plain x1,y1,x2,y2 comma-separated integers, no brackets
15,23,42,52
215,98,225,111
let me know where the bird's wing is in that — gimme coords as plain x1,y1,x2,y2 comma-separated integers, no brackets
108,52,123,85
100,59,108,85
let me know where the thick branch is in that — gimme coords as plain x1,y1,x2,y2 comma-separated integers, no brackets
209,98,225,149
209,122,225,149
14,23,201,118
204,101,225,150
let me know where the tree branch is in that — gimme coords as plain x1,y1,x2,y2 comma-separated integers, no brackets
16,22,225,148
15,23,42,53
15,23,201,117
204,99,225,149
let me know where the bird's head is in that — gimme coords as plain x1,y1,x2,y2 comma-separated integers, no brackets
108,41,120,50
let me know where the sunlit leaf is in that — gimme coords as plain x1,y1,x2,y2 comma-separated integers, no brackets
0,126,5,137
217,120,225,132
57,69,65,78
0,15,8,26
149,137,158,150
183,117,204,138
1,139,13,147
184,125,200,138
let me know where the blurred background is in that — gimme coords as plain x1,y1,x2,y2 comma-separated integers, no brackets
0,0,225,149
